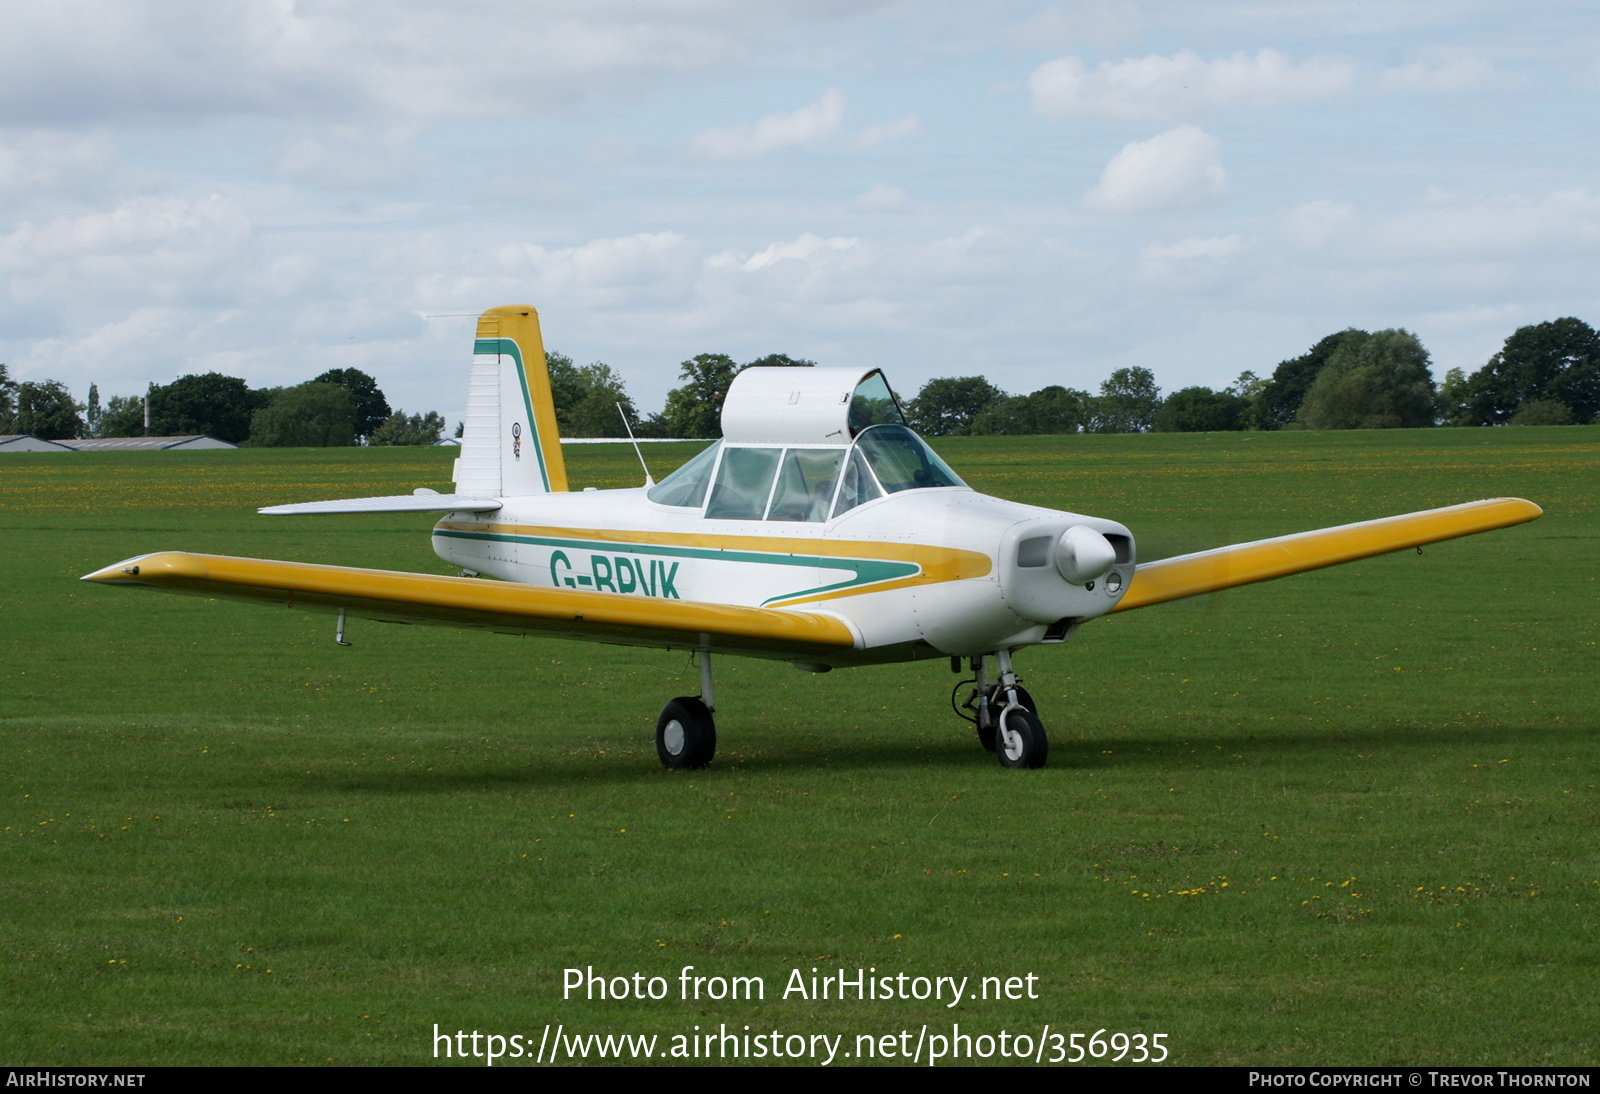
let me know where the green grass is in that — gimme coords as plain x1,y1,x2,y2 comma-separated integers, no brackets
1,428,1596,1066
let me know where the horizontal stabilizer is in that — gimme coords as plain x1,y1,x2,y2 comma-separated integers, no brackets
1114,497,1542,612
81,552,856,658
260,493,501,515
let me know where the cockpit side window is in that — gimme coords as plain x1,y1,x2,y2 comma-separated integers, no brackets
831,447,883,518
848,371,906,436
855,424,965,493
647,441,721,508
705,447,781,520
766,448,843,523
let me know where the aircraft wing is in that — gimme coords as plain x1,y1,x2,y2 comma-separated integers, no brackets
81,552,855,657
1113,497,1542,612
260,491,501,514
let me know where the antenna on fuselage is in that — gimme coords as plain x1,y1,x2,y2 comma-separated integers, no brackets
618,402,654,488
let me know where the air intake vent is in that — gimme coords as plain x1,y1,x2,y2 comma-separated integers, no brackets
1043,618,1078,643
1017,535,1053,568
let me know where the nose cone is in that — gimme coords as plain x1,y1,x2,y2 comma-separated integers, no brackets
1055,525,1116,585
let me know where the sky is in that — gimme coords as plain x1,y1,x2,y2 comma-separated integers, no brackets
2,0,1597,427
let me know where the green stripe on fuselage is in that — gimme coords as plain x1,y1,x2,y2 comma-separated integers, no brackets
432,528,918,605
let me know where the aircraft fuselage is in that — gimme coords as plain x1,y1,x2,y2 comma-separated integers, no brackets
432,483,1135,665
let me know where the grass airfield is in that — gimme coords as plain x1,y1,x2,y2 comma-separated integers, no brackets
1,427,1596,1066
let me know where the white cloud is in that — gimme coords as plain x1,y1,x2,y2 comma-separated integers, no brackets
0,1,781,124
1138,234,1247,278
410,230,703,313
1380,54,1494,93
710,233,859,273
1030,48,1354,122
1281,190,1600,261
0,194,253,304
1382,189,1600,257
0,131,118,197
853,184,908,212
692,90,846,158
851,113,919,150
1084,126,1228,214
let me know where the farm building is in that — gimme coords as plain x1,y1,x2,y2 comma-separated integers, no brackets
0,434,73,452
53,436,239,451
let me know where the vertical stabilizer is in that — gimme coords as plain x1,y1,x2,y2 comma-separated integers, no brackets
452,305,569,497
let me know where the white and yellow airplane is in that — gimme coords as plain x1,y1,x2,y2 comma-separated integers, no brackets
84,305,1542,770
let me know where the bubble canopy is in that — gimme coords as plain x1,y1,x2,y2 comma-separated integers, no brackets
719,367,906,444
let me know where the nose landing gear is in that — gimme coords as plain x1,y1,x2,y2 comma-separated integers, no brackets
953,649,1049,768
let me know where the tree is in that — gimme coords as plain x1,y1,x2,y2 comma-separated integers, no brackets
1151,386,1248,432
1296,328,1436,430
744,353,816,370
0,364,15,431
1438,367,1475,427
370,409,446,445
100,395,146,437
313,368,391,442
1508,399,1574,426
656,353,741,438
148,373,256,442
544,352,640,438
906,376,1007,437
1089,367,1161,433
1255,329,1369,430
14,379,86,439
248,383,356,447
969,385,1091,435
1458,318,1600,426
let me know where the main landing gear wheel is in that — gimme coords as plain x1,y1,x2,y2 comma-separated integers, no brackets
657,697,716,769
978,685,1035,751
995,707,1048,769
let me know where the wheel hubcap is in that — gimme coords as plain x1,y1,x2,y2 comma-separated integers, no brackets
999,715,1024,761
663,719,686,756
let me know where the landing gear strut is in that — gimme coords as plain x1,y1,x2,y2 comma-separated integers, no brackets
953,650,1049,768
656,650,717,769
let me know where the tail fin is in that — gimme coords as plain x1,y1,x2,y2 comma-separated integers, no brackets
452,305,569,497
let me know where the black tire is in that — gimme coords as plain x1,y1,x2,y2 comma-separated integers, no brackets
657,697,716,769
995,707,1049,769
979,685,1035,752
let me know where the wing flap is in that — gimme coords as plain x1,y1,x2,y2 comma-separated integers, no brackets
1113,497,1542,612
82,552,856,656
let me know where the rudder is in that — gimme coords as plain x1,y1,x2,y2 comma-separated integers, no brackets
452,305,569,497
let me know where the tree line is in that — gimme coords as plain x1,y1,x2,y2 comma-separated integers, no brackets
557,316,1598,440
4,315,1593,446
0,366,444,446
896,317,1598,437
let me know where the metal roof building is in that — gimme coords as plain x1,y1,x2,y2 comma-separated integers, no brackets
0,434,73,452
53,436,239,451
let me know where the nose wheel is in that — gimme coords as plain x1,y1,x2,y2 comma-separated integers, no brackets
954,651,1050,768
995,706,1048,768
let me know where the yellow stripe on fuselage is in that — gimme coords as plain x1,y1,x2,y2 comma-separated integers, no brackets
434,520,993,606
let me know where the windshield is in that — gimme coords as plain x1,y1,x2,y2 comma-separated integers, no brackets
854,424,964,493
647,441,720,507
